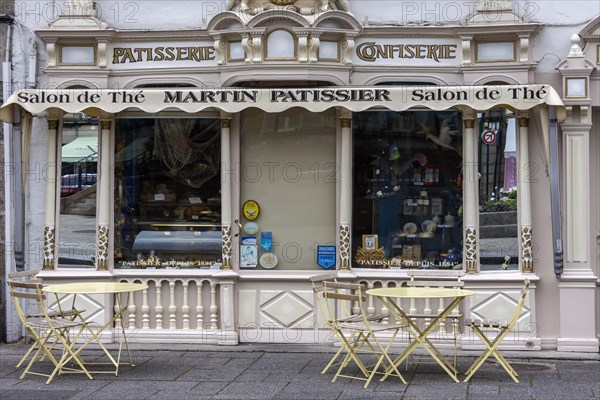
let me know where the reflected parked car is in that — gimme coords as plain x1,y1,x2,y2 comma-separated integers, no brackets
60,173,97,196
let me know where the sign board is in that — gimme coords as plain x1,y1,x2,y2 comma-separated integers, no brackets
240,237,258,268
109,42,217,69
481,129,497,145
317,246,336,269
0,86,566,123
353,38,462,66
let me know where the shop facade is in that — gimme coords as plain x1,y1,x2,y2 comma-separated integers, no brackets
2,0,599,352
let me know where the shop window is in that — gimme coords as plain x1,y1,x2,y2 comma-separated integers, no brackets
265,30,296,60
239,108,336,270
478,109,519,271
352,111,464,269
58,113,98,267
114,117,221,269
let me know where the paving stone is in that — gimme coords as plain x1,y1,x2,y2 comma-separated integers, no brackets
1,389,81,400
531,384,596,400
403,382,468,398
1,344,599,400
274,382,343,399
212,382,288,399
176,367,242,382
233,372,271,382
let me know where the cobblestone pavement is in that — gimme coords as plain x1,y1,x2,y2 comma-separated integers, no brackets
1,343,599,400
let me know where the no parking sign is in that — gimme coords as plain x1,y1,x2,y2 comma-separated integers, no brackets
481,129,497,145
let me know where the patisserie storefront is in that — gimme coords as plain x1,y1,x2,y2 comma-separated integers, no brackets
2,0,598,351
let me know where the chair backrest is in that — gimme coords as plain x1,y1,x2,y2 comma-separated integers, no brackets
506,280,530,331
320,281,367,325
8,269,42,284
311,273,359,323
7,278,47,326
407,271,464,289
310,272,338,289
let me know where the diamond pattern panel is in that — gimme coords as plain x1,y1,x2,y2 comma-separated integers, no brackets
471,291,531,325
49,293,106,325
260,291,313,328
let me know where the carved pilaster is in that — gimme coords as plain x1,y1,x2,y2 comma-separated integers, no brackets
97,224,109,270
241,36,252,64
43,225,55,270
461,36,472,65
517,117,529,128
98,42,108,68
342,37,355,65
340,118,352,128
519,35,529,63
308,36,319,63
214,39,226,65
521,226,534,273
298,35,309,63
465,227,477,274
339,224,351,270
221,118,231,129
46,42,57,67
222,225,232,270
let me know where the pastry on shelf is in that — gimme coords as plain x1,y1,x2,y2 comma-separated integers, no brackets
184,204,213,220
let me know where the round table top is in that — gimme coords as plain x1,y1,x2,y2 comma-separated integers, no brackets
42,282,148,294
367,287,475,299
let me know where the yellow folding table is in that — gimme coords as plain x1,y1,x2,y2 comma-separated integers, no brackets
367,287,475,383
42,281,148,378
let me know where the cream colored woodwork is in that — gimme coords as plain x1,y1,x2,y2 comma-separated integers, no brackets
339,109,352,269
517,114,533,273
221,114,233,269
565,130,589,262
44,120,58,270
463,114,479,273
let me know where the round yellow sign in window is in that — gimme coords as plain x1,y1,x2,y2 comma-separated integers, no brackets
242,200,260,221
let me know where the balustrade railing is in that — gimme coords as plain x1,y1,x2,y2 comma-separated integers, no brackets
117,278,221,331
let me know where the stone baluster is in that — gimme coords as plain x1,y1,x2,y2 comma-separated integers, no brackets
128,288,137,329
182,280,190,329
168,281,177,329
142,283,150,329
155,281,163,329
210,282,218,329
196,280,204,329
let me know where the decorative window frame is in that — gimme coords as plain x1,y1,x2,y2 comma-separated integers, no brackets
264,29,298,61
59,44,97,66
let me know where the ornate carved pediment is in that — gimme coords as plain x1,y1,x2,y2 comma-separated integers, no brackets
226,0,351,16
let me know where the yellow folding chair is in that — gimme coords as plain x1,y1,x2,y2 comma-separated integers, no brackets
7,269,83,369
310,273,385,375
405,272,464,371
321,281,406,388
8,279,93,384
464,280,531,383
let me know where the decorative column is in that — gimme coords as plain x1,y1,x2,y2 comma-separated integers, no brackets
220,113,233,270
556,34,598,352
96,119,112,271
43,119,59,270
463,113,478,274
338,109,352,270
517,113,533,273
